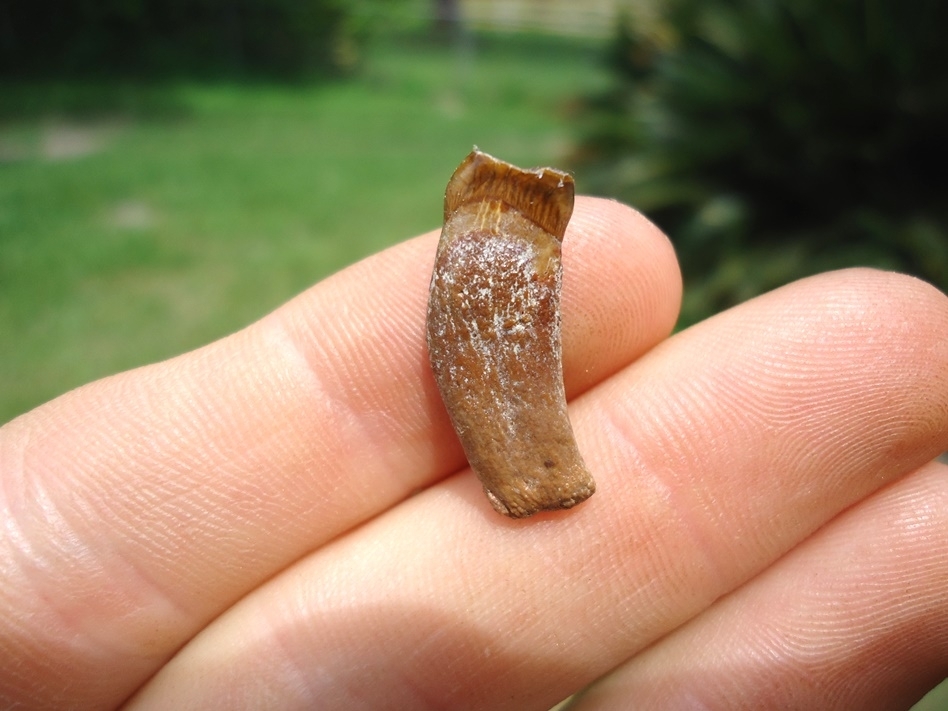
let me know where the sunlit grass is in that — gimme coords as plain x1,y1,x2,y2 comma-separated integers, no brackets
0,32,609,422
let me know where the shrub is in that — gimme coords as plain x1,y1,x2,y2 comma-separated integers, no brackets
0,0,375,78
577,0,948,325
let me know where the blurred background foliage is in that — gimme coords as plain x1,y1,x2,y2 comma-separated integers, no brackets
1,0,368,78
0,0,945,393
0,1,610,421
577,0,948,326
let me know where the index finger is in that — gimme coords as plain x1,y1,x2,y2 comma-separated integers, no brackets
0,198,681,709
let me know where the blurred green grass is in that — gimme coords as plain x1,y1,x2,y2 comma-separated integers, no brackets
0,33,610,423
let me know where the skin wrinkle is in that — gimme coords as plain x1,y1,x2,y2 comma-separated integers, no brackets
283,238,464,495
1,485,180,710
98,413,281,608
278,558,462,711
601,394,742,634
597,365,769,589
241,325,361,513
17,445,195,664
242,314,401,519
9,446,128,627
0,479,89,673
597,393,732,601
582,391,740,626
260,608,330,710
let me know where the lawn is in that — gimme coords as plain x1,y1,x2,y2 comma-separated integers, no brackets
0,32,611,423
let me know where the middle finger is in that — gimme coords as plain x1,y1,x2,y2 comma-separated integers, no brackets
127,269,948,710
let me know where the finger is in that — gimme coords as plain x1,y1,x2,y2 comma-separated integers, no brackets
0,198,680,710
567,460,948,711
126,270,948,710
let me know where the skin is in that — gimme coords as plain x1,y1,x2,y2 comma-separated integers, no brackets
1,197,946,710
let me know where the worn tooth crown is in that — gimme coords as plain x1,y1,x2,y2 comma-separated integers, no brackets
426,149,596,519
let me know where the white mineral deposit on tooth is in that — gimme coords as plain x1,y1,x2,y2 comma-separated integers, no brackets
425,149,595,518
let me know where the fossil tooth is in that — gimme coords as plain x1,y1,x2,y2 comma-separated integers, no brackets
426,149,596,518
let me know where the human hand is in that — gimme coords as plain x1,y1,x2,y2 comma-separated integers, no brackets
2,199,946,710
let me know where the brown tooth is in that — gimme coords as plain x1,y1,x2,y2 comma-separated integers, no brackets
426,149,595,519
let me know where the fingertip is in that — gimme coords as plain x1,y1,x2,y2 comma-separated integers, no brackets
562,197,682,392
839,268,948,326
